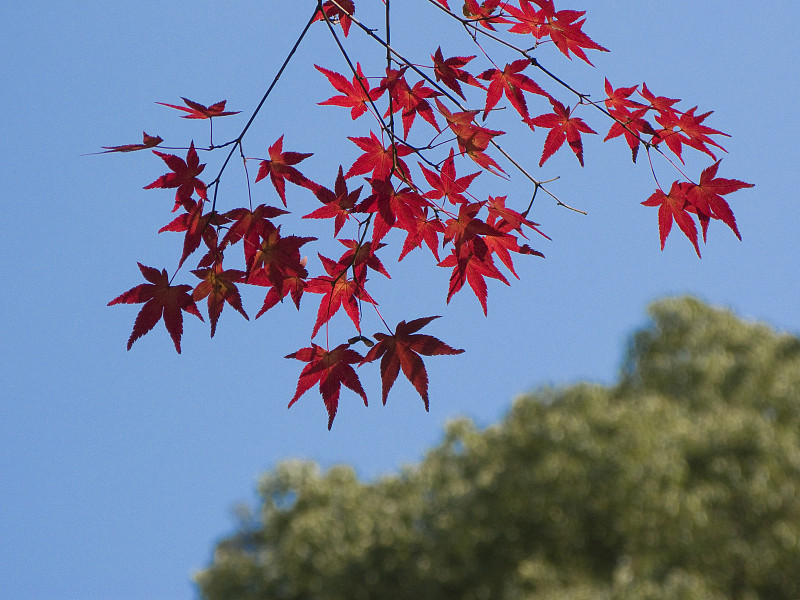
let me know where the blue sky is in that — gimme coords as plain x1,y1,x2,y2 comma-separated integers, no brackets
2,2,798,599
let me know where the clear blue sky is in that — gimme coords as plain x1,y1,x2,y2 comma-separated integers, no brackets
2,2,798,599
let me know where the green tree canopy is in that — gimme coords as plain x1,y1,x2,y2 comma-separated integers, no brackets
196,297,800,600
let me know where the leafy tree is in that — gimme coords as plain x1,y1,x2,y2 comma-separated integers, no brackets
195,297,800,600
99,2,753,426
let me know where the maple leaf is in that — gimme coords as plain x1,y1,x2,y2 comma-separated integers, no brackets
286,343,367,429
221,204,288,270
436,99,505,174
641,181,701,257
357,178,429,244
505,0,546,36
345,132,413,181
527,98,596,166
603,79,646,112
685,160,752,241
525,0,608,65
478,59,550,119
443,201,503,250
381,70,441,138
361,316,464,408
247,227,315,286
420,148,481,206
439,237,509,315
431,47,485,100
306,254,377,337
313,0,356,37
462,0,510,30
93,131,163,154
303,166,363,237
316,63,383,120
156,97,240,119
255,136,315,206
398,210,446,261
335,239,391,280
158,198,226,267
108,263,203,353
191,262,248,337
604,105,655,163
144,142,207,211
486,195,549,239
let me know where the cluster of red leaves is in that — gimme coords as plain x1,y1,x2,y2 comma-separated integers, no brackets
105,0,752,427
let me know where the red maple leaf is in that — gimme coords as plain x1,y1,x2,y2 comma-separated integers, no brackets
158,198,226,267
345,132,412,181
478,59,550,119
524,0,608,65
361,316,464,408
641,181,702,257
247,227,315,285
108,263,203,353
94,131,163,154
462,0,510,30
144,142,207,211
305,254,377,337
220,204,288,269
604,105,655,163
335,239,391,280
357,178,429,244
191,262,248,337
303,166,363,237
439,237,509,315
381,69,441,138
420,148,481,206
285,343,367,429
686,160,752,241
431,47,485,101
255,136,314,206
312,0,355,37
436,100,505,174
316,63,383,120
398,210,446,261
527,98,596,166
156,97,240,119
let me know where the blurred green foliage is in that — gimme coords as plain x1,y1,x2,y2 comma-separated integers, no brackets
196,297,800,600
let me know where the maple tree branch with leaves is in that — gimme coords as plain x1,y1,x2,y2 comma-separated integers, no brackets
101,0,752,428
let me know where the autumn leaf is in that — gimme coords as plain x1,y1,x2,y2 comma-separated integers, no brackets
108,263,203,353
462,0,510,30
303,166,363,237
255,136,315,206
381,70,441,138
641,181,701,257
361,316,464,408
439,237,509,315
517,0,609,65
420,148,481,206
156,97,240,119
431,47,485,100
221,204,288,270
306,254,377,337
92,131,163,154
686,160,753,241
191,262,248,337
286,343,367,429
316,62,383,120
527,98,596,166
313,0,356,37
158,198,225,268
345,132,412,181
144,141,207,211
478,59,550,119
436,99,505,174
